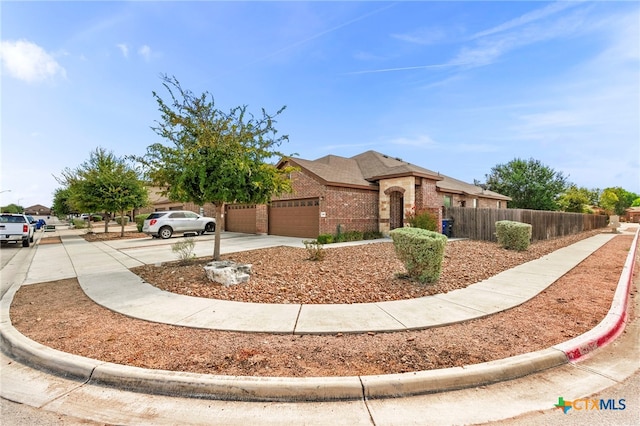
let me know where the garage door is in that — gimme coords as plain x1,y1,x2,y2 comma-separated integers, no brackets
225,204,257,234
269,198,319,238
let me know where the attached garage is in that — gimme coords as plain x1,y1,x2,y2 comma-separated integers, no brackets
269,198,319,238
225,204,257,234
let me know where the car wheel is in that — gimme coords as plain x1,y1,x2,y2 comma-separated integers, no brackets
30,234,34,243
22,238,30,248
205,222,216,233
159,226,173,239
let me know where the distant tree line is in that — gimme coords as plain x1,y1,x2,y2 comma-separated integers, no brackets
478,158,638,215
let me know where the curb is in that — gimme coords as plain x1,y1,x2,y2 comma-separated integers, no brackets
1,229,638,402
554,228,638,361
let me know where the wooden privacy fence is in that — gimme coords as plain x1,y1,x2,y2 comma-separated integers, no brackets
443,207,608,242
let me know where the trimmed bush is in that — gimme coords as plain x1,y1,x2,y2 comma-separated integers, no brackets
135,214,150,232
316,234,334,244
390,227,447,283
405,208,438,231
91,214,102,222
495,220,532,251
363,230,383,240
115,216,129,225
72,219,87,229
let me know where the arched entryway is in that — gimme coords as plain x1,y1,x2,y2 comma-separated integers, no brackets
389,191,404,230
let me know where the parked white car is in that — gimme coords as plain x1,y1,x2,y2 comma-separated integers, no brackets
142,210,216,239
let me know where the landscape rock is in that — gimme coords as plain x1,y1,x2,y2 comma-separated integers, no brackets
204,261,252,286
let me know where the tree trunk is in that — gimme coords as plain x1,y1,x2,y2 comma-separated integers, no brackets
119,209,126,237
104,213,110,233
213,203,223,260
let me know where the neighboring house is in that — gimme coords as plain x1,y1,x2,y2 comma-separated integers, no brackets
138,150,511,238
625,207,640,223
24,204,52,216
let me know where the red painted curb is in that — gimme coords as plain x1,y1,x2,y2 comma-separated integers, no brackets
555,228,639,361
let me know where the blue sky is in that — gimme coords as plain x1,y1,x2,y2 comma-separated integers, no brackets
1,1,639,209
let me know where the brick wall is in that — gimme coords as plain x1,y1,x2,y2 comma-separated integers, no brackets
321,186,379,235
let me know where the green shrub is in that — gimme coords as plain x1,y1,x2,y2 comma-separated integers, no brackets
335,230,363,243
91,214,102,222
303,240,325,261
405,208,438,231
363,230,383,240
316,234,334,244
390,227,447,283
172,238,196,264
495,220,532,251
115,216,130,225
135,214,150,232
72,219,87,229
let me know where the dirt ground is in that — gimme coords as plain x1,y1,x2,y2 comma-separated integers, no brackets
9,230,636,377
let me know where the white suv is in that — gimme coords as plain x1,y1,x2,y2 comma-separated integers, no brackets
142,210,216,239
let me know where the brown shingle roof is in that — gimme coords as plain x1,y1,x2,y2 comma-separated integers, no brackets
437,175,511,201
285,150,511,201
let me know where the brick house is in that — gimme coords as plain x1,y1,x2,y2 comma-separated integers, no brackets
24,204,52,216
226,150,510,237
139,150,510,238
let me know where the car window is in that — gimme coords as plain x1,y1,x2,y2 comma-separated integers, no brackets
169,212,185,219
148,213,167,219
184,212,199,219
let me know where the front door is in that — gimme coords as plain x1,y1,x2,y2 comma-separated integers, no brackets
389,191,404,230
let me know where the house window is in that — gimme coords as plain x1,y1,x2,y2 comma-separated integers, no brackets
497,201,502,208
473,199,477,208
443,195,452,208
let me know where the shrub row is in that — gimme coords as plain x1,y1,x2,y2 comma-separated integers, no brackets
316,230,383,245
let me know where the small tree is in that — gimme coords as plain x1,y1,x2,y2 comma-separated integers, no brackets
137,75,296,260
56,148,149,236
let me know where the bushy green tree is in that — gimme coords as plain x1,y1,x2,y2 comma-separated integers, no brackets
51,187,74,218
557,185,591,213
0,204,22,213
483,158,568,210
136,75,296,260
599,187,638,216
56,148,149,236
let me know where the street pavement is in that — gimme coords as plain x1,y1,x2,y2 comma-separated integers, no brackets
0,222,638,425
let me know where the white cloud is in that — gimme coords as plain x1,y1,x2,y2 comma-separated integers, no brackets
138,45,151,61
0,39,66,83
390,135,437,147
391,27,447,45
117,43,129,58
470,1,581,40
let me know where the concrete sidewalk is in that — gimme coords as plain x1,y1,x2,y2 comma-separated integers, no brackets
1,225,639,424
25,232,617,335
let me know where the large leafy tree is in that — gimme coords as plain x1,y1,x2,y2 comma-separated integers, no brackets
599,187,638,216
484,158,568,210
137,75,296,260
56,148,149,236
557,185,592,213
